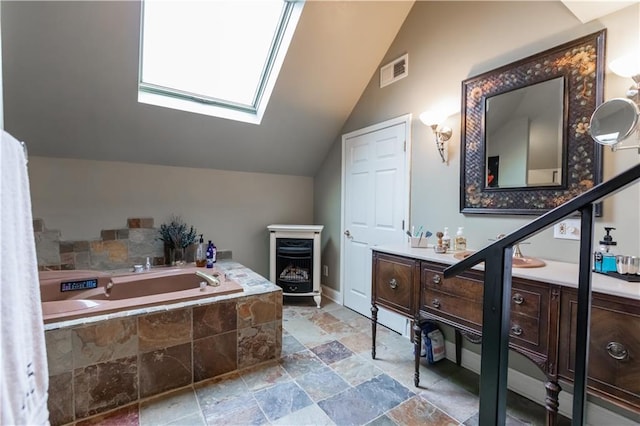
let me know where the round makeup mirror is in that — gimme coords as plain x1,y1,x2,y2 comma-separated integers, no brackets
589,98,640,146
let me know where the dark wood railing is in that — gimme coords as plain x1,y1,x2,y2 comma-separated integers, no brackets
444,162,640,425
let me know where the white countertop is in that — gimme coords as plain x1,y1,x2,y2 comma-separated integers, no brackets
373,243,640,301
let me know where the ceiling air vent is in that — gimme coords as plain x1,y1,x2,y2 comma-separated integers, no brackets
380,54,408,88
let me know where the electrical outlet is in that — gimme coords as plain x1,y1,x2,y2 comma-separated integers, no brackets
553,218,581,240
322,265,329,276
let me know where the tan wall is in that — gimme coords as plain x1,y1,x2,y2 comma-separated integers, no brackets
28,157,314,277
315,1,640,296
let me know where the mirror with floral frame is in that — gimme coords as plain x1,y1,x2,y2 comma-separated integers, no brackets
460,30,606,215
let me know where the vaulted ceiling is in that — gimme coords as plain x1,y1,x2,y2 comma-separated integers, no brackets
2,1,414,176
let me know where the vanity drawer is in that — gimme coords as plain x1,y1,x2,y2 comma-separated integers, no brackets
372,252,418,317
422,264,483,301
559,290,640,411
422,287,483,331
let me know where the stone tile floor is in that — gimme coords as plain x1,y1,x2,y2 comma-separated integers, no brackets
77,298,570,426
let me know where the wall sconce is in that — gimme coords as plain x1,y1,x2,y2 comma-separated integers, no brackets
419,110,452,164
609,53,640,105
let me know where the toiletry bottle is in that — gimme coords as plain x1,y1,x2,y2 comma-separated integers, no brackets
145,256,151,271
442,227,451,251
206,240,214,268
211,241,217,264
195,234,206,267
454,227,467,251
594,227,617,273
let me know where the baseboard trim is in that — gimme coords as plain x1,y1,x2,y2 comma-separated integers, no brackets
443,341,637,425
321,284,341,304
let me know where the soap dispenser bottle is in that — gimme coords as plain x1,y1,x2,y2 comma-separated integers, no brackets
195,234,206,267
442,227,451,251
454,227,467,251
594,227,617,273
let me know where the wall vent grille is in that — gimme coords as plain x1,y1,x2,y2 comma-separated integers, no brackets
380,54,408,88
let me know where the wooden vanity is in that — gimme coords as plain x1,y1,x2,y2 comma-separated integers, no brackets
371,246,640,425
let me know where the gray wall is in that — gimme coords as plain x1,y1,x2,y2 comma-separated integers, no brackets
29,156,314,277
315,1,640,296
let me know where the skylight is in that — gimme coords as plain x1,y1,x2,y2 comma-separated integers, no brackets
138,0,304,124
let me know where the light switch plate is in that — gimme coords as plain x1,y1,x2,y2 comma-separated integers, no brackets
553,218,581,240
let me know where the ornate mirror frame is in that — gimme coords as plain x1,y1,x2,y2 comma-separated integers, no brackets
460,30,606,215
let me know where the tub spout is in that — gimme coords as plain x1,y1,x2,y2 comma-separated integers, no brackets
195,270,220,287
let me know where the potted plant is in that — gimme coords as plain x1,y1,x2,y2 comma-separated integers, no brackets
158,215,197,265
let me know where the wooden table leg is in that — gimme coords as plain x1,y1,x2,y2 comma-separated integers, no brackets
544,380,561,426
455,329,463,366
414,319,421,387
371,304,378,359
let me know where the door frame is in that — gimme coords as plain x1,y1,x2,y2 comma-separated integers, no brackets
340,114,412,311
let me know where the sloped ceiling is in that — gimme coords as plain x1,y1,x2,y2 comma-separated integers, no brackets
561,0,638,23
2,1,414,176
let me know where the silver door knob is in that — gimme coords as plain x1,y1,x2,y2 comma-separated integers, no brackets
344,230,352,238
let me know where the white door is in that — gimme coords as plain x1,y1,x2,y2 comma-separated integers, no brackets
341,115,410,335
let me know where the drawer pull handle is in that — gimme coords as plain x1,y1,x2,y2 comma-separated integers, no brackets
606,342,629,361
432,299,441,308
432,275,441,285
389,278,398,290
512,293,524,305
511,325,523,336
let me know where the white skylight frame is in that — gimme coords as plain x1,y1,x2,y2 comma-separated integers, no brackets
138,0,304,125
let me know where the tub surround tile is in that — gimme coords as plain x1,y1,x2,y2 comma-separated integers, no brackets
90,240,128,263
253,381,313,422
75,403,140,426
72,317,137,368
47,372,74,426
237,292,277,328
127,218,154,229
45,328,72,375
238,322,278,369
59,241,74,253
101,230,117,241
139,342,192,398
73,355,138,419
33,218,44,232
73,240,90,252
138,309,192,352
35,229,61,266
192,300,237,338
193,331,237,381
44,260,283,425
116,229,130,240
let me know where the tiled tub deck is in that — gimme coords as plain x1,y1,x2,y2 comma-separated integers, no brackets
44,260,282,425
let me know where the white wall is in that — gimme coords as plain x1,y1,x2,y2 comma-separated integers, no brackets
315,1,640,296
28,157,314,277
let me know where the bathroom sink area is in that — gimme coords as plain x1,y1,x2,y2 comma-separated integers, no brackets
453,250,546,268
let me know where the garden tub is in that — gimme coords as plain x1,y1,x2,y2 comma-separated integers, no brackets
40,266,243,323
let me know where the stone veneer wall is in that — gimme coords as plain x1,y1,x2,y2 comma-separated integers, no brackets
45,290,282,425
33,217,212,270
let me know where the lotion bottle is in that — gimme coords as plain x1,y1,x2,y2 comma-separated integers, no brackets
454,227,467,251
206,240,214,268
195,234,206,267
442,227,451,251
